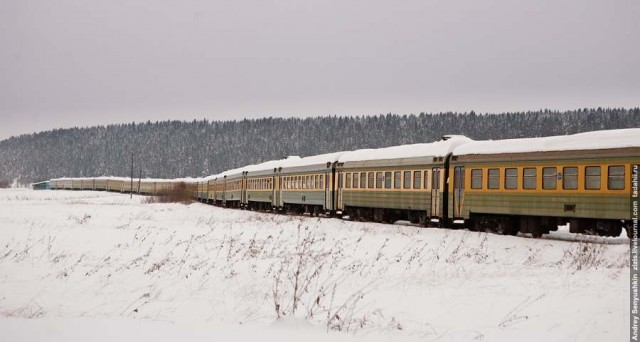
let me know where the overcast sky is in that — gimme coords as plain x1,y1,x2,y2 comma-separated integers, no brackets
1,0,639,140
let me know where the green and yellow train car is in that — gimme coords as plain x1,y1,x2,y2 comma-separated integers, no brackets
278,153,341,215
335,137,471,224
451,130,640,237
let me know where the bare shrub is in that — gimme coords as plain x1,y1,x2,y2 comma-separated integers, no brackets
144,182,193,204
270,225,379,333
0,180,9,188
559,242,610,270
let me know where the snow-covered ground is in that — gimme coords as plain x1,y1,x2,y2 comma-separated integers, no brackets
0,189,630,341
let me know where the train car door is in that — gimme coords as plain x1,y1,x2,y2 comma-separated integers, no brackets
453,166,465,218
272,175,278,208
240,177,246,205
430,167,441,217
324,172,332,211
336,171,344,211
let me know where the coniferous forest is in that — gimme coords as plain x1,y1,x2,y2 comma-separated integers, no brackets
0,107,638,185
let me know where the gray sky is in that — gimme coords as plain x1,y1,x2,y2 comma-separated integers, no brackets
1,0,639,140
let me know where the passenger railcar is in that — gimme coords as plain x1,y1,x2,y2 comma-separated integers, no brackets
450,129,640,237
278,153,341,215
335,136,470,224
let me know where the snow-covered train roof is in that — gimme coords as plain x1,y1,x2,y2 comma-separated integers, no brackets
279,151,346,170
453,128,640,156
339,135,472,163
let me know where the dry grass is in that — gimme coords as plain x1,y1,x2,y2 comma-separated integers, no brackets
144,182,193,204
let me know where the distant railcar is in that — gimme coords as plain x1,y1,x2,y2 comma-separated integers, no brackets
31,181,50,190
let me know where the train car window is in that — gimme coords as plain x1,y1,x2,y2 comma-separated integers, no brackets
360,172,367,188
413,171,422,189
542,167,557,190
376,172,383,188
608,165,625,190
471,169,482,189
316,175,320,189
423,170,429,189
563,167,578,190
584,167,600,190
505,168,517,189
368,172,375,188
394,171,401,189
523,168,537,190
338,173,343,188
384,172,392,189
345,173,352,189
488,169,500,189
403,171,411,189
353,173,359,188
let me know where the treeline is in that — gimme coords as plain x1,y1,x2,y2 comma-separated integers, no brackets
0,107,638,185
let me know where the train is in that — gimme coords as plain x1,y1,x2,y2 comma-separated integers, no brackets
40,128,640,238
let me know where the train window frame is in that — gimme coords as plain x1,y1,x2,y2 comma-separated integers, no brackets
523,168,537,190
584,167,601,190
471,169,483,189
542,167,557,190
352,172,359,189
403,171,411,189
384,171,392,189
368,172,375,189
487,168,500,189
345,173,352,189
504,168,517,190
376,172,383,189
608,165,625,190
394,171,401,189
423,170,429,189
562,167,578,190
413,171,422,189
360,172,367,189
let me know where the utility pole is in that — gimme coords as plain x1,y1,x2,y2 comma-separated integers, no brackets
130,152,133,199
138,168,142,194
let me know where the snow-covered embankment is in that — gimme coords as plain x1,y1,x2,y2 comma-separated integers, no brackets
0,189,630,341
